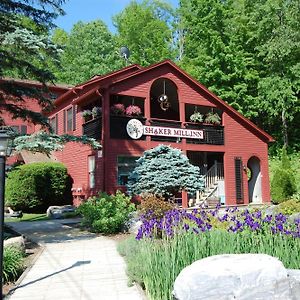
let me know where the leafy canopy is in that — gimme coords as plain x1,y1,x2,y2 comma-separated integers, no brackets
128,145,204,198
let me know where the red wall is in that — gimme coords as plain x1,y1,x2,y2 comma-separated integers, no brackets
47,63,272,205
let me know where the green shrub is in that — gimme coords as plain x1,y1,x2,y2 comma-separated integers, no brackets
138,194,175,220
3,246,25,283
271,147,297,204
271,168,296,204
77,191,135,234
277,199,300,215
5,162,72,212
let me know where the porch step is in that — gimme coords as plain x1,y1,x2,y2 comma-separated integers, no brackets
206,198,220,208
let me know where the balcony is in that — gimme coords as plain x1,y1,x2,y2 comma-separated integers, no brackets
110,115,146,140
185,123,224,145
109,116,224,145
82,117,102,140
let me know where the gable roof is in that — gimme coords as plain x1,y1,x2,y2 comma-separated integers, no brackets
54,64,142,107
109,59,274,143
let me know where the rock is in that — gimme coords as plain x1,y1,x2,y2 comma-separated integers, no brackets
128,220,143,235
264,205,278,216
4,235,25,250
287,269,300,300
289,213,300,223
173,254,293,300
46,205,75,219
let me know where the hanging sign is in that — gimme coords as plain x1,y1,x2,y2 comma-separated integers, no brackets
126,119,204,140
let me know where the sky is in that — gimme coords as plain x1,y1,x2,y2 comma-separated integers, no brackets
55,0,179,33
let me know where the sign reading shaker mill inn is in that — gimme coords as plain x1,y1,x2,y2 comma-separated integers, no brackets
126,119,204,140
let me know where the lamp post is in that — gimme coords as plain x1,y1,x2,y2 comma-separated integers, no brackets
0,127,13,299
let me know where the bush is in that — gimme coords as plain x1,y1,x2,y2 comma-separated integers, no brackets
5,162,72,212
271,168,296,204
77,191,135,234
139,194,175,220
271,147,297,204
277,199,300,215
3,246,25,283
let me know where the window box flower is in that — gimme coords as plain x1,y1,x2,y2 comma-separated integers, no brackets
111,103,125,115
190,112,204,123
204,111,221,125
82,109,92,122
92,106,102,118
125,105,142,117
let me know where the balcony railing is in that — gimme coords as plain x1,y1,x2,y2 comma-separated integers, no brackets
185,123,224,145
82,117,102,140
109,116,224,145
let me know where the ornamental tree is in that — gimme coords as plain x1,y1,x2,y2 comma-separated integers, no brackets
127,145,204,198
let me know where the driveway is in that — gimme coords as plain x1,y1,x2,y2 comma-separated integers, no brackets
5,219,143,300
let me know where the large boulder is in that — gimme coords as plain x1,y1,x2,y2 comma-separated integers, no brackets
173,254,293,300
4,235,25,250
46,205,75,219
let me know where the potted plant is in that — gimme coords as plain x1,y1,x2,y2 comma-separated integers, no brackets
110,103,125,115
204,111,221,125
82,109,92,122
190,112,204,123
92,106,101,118
125,105,142,117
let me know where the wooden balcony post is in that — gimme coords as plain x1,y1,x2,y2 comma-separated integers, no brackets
182,190,188,208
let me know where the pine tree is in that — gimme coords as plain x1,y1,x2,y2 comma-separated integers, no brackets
127,145,204,198
0,0,65,126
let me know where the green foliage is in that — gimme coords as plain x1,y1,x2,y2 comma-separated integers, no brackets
139,194,175,220
204,111,221,125
77,191,135,234
113,0,175,66
0,0,65,126
3,246,25,283
179,0,300,149
189,112,203,123
121,231,300,300
277,199,300,216
127,145,204,198
5,162,72,212
271,147,297,204
13,130,101,156
271,168,296,204
53,20,122,85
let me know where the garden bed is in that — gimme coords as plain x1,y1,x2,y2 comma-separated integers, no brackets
118,206,300,300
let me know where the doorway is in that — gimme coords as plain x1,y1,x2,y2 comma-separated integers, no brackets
247,156,262,204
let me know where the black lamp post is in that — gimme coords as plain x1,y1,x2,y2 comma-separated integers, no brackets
0,127,13,299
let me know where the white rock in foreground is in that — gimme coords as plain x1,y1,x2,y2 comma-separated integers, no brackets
173,254,292,300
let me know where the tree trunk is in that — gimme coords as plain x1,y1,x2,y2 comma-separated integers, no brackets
281,108,288,147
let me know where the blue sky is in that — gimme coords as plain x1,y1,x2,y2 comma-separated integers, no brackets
55,0,179,33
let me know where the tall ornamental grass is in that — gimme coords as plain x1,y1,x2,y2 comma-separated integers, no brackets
3,246,25,283
119,206,300,300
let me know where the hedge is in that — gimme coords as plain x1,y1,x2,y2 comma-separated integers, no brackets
5,162,72,212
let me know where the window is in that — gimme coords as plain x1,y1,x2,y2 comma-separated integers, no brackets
117,156,139,186
10,125,27,135
88,156,96,189
50,116,58,134
67,107,73,131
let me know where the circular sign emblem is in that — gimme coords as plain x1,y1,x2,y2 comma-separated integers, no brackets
126,119,143,139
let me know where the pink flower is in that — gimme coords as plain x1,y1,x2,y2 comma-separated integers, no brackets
126,105,141,116
111,103,125,115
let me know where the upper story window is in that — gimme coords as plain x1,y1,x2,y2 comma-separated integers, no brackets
49,115,57,134
150,78,179,121
11,125,27,135
66,107,73,131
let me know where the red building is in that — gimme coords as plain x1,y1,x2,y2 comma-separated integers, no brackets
0,78,69,165
46,60,273,207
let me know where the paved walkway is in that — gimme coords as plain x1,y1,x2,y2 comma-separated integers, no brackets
6,219,143,300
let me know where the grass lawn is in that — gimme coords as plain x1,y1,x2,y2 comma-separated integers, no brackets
5,213,49,223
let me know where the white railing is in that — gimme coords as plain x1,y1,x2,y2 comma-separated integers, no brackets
195,161,224,204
